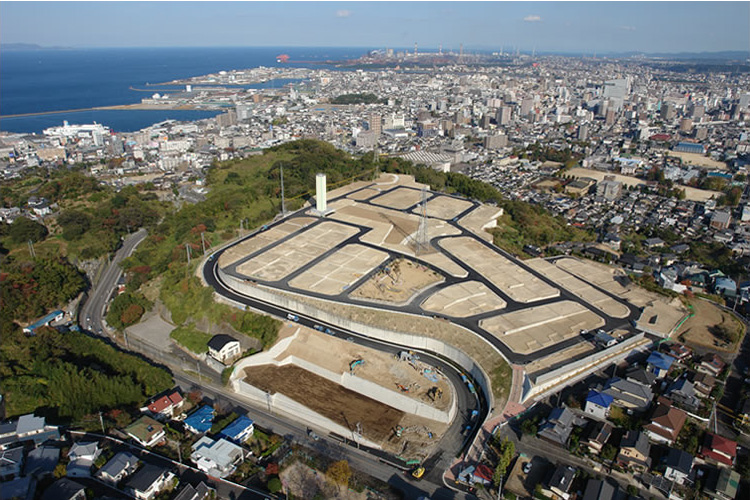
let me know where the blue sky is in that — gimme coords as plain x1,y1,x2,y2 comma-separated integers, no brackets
1,1,748,54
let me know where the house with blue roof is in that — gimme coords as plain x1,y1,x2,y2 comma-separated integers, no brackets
23,310,64,335
585,390,614,419
646,351,676,378
217,415,254,444
183,406,214,434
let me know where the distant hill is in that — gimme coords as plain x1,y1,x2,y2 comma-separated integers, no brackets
2,43,70,51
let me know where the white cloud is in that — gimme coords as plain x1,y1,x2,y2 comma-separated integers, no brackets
620,25,637,31
523,15,542,23
336,10,352,18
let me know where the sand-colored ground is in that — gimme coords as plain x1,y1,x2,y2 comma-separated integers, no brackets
278,327,453,412
370,187,424,210
527,259,630,318
244,364,403,442
458,205,504,242
676,298,745,352
329,199,420,246
418,251,469,278
415,195,475,220
351,259,443,304
567,167,720,202
553,257,688,336
421,281,507,317
325,179,379,202
271,287,512,405
480,301,604,355
218,217,317,268
440,237,560,304
346,186,382,201
524,342,597,376
669,151,728,170
236,221,358,281
288,244,388,296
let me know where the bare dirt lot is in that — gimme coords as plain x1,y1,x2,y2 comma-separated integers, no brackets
288,244,388,296
243,364,404,442
236,221,358,281
421,281,507,317
370,187,424,210
351,258,443,304
669,151,728,170
416,195,474,220
218,217,317,268
676,298,744,353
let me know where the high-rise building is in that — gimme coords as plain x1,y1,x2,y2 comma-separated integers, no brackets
691,104,705,119
521,98,534,118
680,118,693,133
578,124,589,141
497,106,512,125
315,173,327,214
661,102,676,121
605,109,616,125
368,113,382,135
484,134,508,150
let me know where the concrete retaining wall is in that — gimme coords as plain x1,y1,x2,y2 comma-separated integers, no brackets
233,379,381,449
526,332,649,400
234,350,454,423
218,269,495,409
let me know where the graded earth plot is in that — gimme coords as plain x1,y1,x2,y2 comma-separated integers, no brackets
350,258,443,304
479,301,604,355
346,186,382,201
421,281,507,318
280,328,453,413
218,217,317,268
457,204,505,242
328,199,420,246
243,364,403,442
527,259,630,318
287,244,389,296
412,194,475,220
418,251,470,278
370,186,425,210
439,237,560,304
236,221,358,281
524,341,597,377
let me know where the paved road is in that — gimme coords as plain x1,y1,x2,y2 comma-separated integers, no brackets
218,183,642,367
497,427,668,500
80,228,147,333
203,255,484,489
79,227,479,498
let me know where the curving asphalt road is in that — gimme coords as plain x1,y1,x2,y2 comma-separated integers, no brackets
216,183,642,367
203,250,486,487
80,228,147,334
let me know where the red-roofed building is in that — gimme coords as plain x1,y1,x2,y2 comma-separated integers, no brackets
644,398,687,445
698,354,726,378
651,134,672,142
667,343,692,362
472,464,493,486
141,390,184,421
700,433,737,467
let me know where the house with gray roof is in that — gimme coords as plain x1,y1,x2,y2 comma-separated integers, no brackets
537,407,586,447
602,377,654,412
96,451,139,486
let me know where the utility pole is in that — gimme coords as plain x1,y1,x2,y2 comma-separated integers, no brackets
201,232,207,255
280,164,287,216
185,243,191,264
28,240,36,258
99,411,105,434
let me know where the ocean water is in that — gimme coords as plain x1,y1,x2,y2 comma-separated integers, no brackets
0,46,367,133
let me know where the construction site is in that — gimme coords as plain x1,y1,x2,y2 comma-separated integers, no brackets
215,173,688,441
233,324,453,460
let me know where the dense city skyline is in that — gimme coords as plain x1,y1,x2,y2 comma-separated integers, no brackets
1,1,749,55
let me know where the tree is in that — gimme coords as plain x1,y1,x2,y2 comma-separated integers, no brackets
267,477,282,493
601,444,617,461
57,210,92,240
8,217,48,244
493,437,515,486
521,417,539,435
326,460,352,490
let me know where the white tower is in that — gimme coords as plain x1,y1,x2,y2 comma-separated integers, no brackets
315,173,327,214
